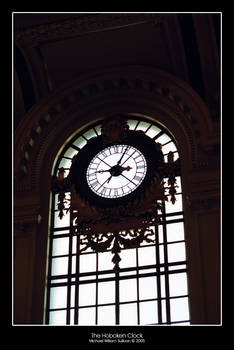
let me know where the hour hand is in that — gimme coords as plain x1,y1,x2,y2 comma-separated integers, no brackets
120,166,132,172
96,169,111,174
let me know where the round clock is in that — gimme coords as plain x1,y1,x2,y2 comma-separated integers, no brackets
86,144,147,199
70,129,164,209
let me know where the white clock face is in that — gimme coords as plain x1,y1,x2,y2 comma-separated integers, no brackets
86,144,147,198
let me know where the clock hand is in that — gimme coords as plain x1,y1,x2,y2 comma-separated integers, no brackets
120,165,132,172
119,151,135,167
96,156,112,168
117,145,130,165
96,174,113,191
121,173,138,186
107,174,113,183
95,169,111,174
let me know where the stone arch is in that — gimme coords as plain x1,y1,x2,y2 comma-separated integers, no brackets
14,65,212,195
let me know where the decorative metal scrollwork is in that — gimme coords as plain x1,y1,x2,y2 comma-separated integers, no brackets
51,117,180,270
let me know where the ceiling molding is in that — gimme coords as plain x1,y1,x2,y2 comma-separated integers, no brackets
14,13,166,46
14,65,213,193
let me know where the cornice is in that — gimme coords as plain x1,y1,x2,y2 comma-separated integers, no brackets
14,13,165,46
14,66,213,193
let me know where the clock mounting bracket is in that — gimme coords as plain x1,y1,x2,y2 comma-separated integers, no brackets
51,115,180,271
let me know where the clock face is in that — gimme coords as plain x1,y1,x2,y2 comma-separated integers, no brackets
86,144,147,198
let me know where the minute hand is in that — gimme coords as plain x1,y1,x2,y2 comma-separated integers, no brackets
117,146,130,165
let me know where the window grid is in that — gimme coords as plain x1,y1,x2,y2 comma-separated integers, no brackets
45,117,190,325
46,208,189,325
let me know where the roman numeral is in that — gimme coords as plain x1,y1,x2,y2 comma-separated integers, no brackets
113,146,119,153
133,175,142,183
89,179,99,188
136,164,145,169
99,187,107,196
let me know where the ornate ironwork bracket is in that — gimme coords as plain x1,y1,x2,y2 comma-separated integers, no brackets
51,157,179,271
50,119,180,271
78,227,156,272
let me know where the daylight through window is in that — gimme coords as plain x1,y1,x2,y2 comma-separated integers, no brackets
45,116,190,325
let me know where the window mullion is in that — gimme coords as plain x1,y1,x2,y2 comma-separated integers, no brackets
45,193,56,324
95,236,98,325
66,207,73,324
155,219,162,324
115,271,120,325
162,201,171,324
74,228,80,325
136,247,140,325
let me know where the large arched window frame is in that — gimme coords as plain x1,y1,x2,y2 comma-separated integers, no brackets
45,115,190,325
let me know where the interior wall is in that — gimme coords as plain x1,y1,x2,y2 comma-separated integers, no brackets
14,65,220,325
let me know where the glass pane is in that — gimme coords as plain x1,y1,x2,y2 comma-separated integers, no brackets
165,194,183,213
140,301,158,325
167,242,186,263
63,147,77,159
98,305,115,325
49,310,66,325
54,210,70,228
98,281,115,304
138,268,156,275
120,303,138,325
73,136,87,149
164,152,179,163
120,270,137,277
156,133,172,145
57,157,72,171
70,309,75,325
172,321,190,325
146,125,161,138
79,253,96,273
51,257,68,276
161,299,167,323
175,176,182,193
166,214,183,222
53,229,69,236
167,222,185,242
159,245,164,264
80,275,96,281
83,129,97,140
119,279,137,302
136,121,150,132
127,119,138,130
160,275,166,298
94,124,102,135
79,283,96,306
169,272,188,297
138,246,156,266
50,278,67,284
98,251,114,271
170,297,190,322
119,249,136,269
70,285,75,307
169,264,187,271
158,225,164,243
52,237,69,256
161,142,177,155
72,236,77,254
139,276,157,300
54,193,70,210
72,256,76,274
49,286,67,309
79,307,96,325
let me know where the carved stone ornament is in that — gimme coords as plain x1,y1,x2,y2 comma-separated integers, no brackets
51,116,179,271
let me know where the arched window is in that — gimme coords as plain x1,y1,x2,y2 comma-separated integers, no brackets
45,116,190,325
